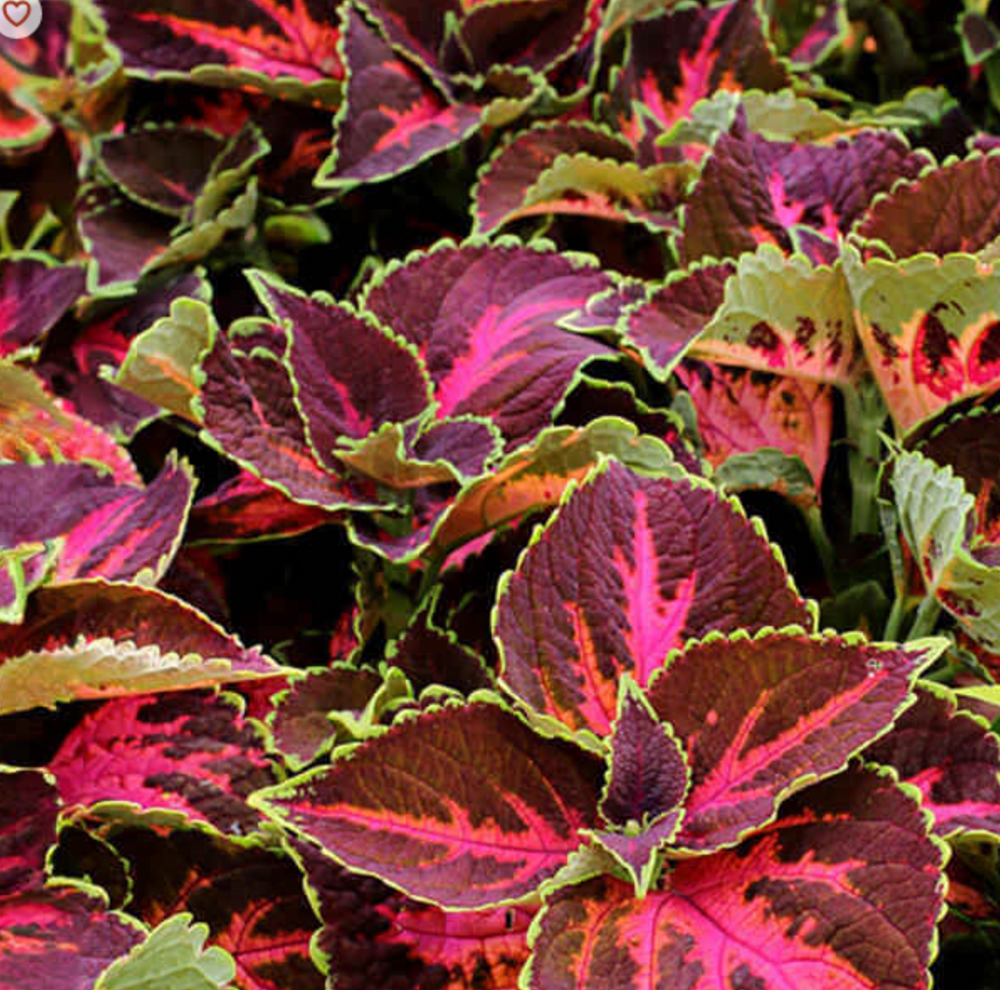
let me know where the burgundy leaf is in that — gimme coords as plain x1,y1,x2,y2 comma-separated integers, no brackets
360,240,615,448
0,769,59,897
253,700,603,908
866,683,1000,840
318,7,482,189
496,460,812,737
646,632,937,852
527,765,943,990
0,258,84,357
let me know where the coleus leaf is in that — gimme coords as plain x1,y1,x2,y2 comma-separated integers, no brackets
48,691,277,838
248,269,432,466
0,544,57,625
843,247,1000,430
678,118,928,264
98,824,324,990
54,272,210,439
472,121,634,236
265,665,402,770
0,767,59,896
187,471,330,545
866,682,1000,840
251,699,604,908
890,447,1000,651
0,62,52,157
91,0,344,98
429,417,682,554
93,914,235,990
0,363,140,485
687,245,862,386
0,456,195,588
299,838,534,990
0,885,143,990
604,0,789,163
0,256,84,357
675,359,834,492
780,0,848,67
854,151,1000,259
622,261,734,381
645,630,942,853
0,580,284,714
495,459,813,738
316,7,482,190
359,239,615,449
525,764,944,990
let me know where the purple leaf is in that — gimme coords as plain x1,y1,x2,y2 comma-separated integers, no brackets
0,258,84,357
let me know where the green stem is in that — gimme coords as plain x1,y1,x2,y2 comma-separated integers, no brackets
908,593,942,640
841,380,886,538
883,593,907,642
804,505,836,589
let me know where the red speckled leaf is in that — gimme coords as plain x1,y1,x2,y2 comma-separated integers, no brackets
49,691,276,837
361,240,615,448
854,152,1000,259
0,457,195,587
99,824,323,990
679,118,927,264
676,360,834,491
646,632,939,853
0,886,142,990
606,0,789,164
844,248,1000,430
624,262,733,380
0,258,83,357
249,270,431,470
866,682,1000,840
187,470,330,544
472,122,635,235
0,579,283,714
252,700,603,908
0,768,59,897
495,460,812,738
526,764,943,990
300,839,534,990
92,0,344,92
317,7,481,189
0,365,139,484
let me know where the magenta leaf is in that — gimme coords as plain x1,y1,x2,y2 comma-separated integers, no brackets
0,456,195,587
317,7,482,189
102,824,324,990
0,768,59,896
252,699,603,908
0,257,84,357
0,885,142,990
360,239,616,448
600,679,688,828
92,0,345,92
866,682,1000,840
48,691,277,837
299,838,535,990
526,764,944,990
495,459,813,738
646,631,941,853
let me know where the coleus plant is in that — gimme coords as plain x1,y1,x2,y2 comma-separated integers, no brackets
7,0,1000,988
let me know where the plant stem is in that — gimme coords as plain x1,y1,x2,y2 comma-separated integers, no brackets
841,379,886,538
883,593,906,642
908,594,942,640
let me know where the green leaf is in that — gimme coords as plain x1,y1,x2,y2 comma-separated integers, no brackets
94,914,235,990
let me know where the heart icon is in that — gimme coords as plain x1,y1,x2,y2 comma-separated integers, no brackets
2,1,28,26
